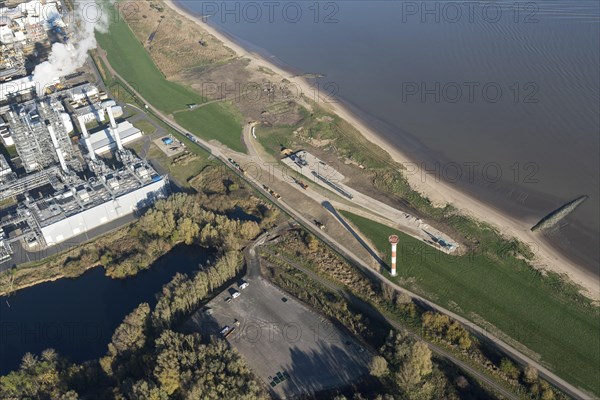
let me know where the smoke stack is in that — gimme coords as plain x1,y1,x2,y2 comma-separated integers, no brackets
47,123,68,172
389,235,399,276
107,106,117,129
106,107,123,151
32,0,110,94
78,116,96,161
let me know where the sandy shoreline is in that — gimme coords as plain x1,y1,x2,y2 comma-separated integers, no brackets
165,1,599,300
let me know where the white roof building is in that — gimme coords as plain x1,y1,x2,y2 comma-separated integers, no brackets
13,30,26,42
41,177,167,246
0,124,14,146
88,121,143,155
76,104,106,124
69,85,100,104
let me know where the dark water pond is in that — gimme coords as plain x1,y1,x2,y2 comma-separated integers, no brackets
0,245,211,374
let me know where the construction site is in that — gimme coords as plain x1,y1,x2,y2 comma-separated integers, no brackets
0,81,167,266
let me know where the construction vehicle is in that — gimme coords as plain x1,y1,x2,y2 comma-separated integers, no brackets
314,220,326,230
293,178,308,189
280,147,293,156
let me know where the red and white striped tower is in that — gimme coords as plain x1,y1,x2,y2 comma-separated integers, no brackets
389,235,399,276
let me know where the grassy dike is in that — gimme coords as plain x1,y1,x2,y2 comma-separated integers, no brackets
95,17,245,152
340,211,600,395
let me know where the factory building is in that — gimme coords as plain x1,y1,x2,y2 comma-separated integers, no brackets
67,85,100,104
36,166,167,245
89,120,143,155
6,95,76,172
0,122,14,146
0,84,167,262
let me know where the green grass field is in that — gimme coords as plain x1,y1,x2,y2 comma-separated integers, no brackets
340,211,600,395
96,20,202,114
174,103,244,153
96,18,244,152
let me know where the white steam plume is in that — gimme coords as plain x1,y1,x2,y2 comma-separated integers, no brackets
33,0,111,94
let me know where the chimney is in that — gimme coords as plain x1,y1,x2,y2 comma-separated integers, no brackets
107,106,118,129
389,235,399,276
47,123,68,172
106,107,123,151
78,116,96,161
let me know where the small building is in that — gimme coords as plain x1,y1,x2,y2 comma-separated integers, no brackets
0,123,13,146
67,84,100,104
76,103,106,124
0,25,15,42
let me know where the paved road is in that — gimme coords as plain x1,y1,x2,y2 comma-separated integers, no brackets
97,48,594,400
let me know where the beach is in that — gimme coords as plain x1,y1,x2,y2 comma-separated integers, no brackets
165,0,599,300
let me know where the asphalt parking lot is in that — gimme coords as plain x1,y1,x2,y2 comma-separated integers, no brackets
185,277,372,398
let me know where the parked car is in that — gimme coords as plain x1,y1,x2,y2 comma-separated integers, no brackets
239,281,249,290
225,297,232,303
232,291,241,299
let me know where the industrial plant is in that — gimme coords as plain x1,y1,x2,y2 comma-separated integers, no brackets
0,0,68,83
0,81,168,265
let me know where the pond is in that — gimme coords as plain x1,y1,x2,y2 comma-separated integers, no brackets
0,245,211,374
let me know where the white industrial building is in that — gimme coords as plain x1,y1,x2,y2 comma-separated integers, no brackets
0,123,14,146
88,120,143,155
41,177,167,245
68,85,100,104
76,104,106,124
